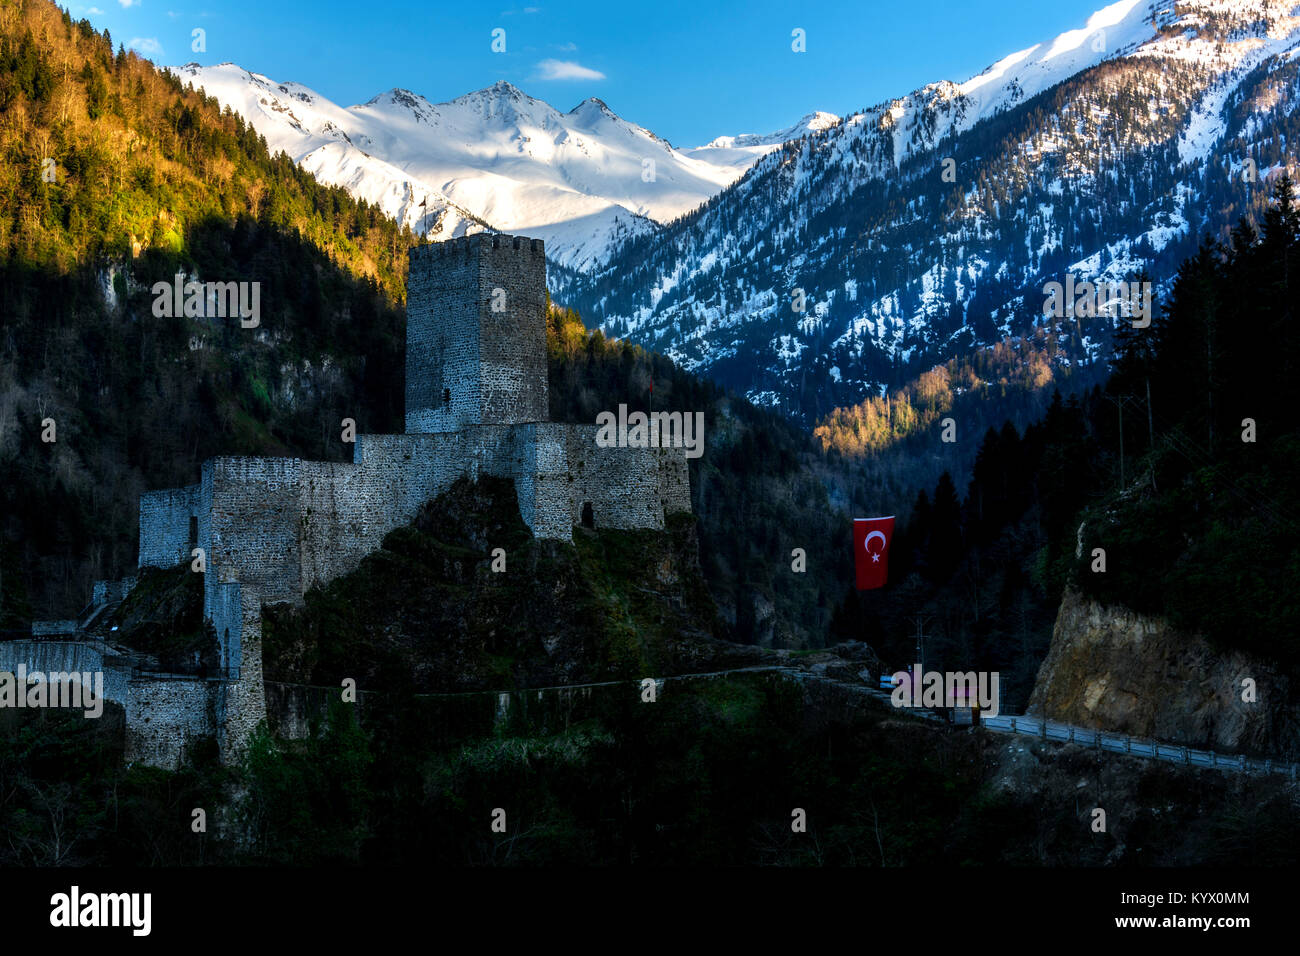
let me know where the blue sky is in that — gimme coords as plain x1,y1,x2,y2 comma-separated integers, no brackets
73,0,1110,145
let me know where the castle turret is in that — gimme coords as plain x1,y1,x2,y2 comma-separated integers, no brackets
405,234,549,433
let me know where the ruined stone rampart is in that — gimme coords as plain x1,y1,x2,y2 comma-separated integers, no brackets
16,233,695,769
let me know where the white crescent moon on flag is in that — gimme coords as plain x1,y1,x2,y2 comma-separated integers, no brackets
864,530,887,552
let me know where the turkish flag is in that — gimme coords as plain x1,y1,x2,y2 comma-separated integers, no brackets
854,516,895,590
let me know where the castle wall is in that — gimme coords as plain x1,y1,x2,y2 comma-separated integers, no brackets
296,430,510,589
297,434,477,588
206,458,304,605
193,421,683,613
525,424,693,537
0,637,250,769
655,445,693,517
208,581,243,673
30,620,78,636
406,242,481,433
475,236,548,426
124,678,215,768
138,484,202,568
93,578,138,606
213,586,266,761
201,458,300,760
0,640,131,705
405,235,548,433
107,232,696,770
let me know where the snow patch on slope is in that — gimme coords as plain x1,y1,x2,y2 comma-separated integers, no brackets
170,63,825,269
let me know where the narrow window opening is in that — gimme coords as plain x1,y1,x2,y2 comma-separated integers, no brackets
581,502,595,529
444,387,451,407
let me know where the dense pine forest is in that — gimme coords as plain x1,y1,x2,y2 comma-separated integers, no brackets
841,181,1300,704
0,2,417,618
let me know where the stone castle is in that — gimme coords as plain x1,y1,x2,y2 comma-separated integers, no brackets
7,235,692,767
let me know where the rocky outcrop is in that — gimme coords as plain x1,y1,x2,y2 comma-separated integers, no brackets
260,476,758,694
1028,588,1300,759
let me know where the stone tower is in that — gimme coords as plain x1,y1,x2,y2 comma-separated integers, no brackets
405,234,549,433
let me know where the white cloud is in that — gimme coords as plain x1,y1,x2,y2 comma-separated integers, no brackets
555,41,577,52
129,37,164,56
86,6,105,12
118,0,140,7
534,58,605,81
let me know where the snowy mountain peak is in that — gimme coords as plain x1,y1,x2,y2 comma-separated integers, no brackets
169,63,823,270
449,80,541,108
558,0,1300,420
437,80,564,130
570,96,616,120
361,87,435,117
700,110,842,150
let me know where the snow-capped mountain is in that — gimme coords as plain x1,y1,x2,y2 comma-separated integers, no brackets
681,111,842,171
171,64,826,270
558,0,1300,422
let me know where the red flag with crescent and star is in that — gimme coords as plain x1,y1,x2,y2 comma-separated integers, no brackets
854,516,895,590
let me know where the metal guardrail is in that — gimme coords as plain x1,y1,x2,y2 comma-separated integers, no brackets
986,714,1300,779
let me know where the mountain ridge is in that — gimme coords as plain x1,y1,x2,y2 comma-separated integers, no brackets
556,0,1300,423
170,63,831,270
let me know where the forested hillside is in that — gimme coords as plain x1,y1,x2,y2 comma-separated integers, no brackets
0,0,422,620
845,181,1300,710
0,0,871,650
1074,183,1300,668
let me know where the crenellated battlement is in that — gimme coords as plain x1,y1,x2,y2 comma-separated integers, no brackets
409,233,546,260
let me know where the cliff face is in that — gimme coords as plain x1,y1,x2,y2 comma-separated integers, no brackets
1028,588,1300,759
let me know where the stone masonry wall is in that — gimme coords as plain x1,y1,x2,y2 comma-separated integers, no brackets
124,678,215,768
525,424,693,538
138,484,201,569
193,423,692,625
191,422,688,676
202,458,302,761
302,427,533,587
207,457,304,606
0,640,131,705
93,578,138,606
116,232,694,768
405,235,548,433
475,236,548,426
213,585,266,761
0,638,224,768
406,240,480,433
656,444,693,517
